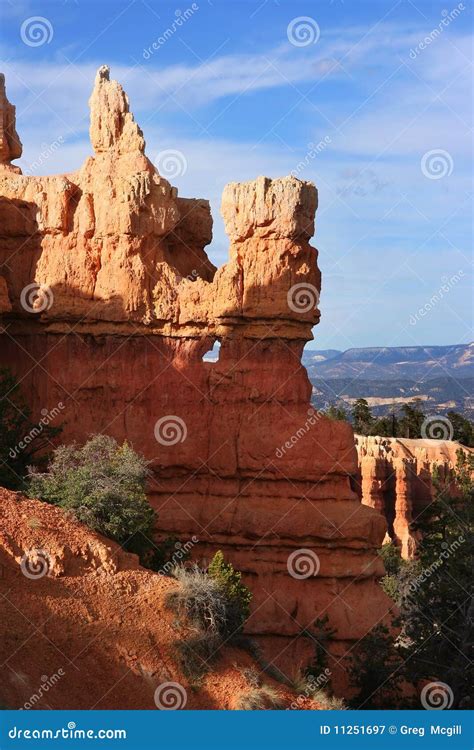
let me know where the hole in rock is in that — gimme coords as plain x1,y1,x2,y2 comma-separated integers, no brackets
202,339,220,363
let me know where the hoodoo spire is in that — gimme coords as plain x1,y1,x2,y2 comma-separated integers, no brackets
0,74,22,167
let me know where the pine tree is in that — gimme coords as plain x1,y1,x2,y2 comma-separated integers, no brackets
351,398,373,435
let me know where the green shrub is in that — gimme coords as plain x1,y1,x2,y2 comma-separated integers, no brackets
166,566,229,680
27,435,154,553
393,453,473,707
208,550,252,635
348,624,404,708
166,556,253,681
234,685,284,710
303,615,335,685
324,404,348,421
0,368,61,490
378,542,402,575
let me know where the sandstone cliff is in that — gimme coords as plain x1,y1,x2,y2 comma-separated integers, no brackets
0,67,394,686
355,435,471,558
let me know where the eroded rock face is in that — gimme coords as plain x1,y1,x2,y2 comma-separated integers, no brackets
0,74,22,168
355,435,471,558
0,68,393,687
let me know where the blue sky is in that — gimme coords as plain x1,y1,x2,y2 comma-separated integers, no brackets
1,0,472,350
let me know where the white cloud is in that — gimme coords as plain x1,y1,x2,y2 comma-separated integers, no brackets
1,16,471,349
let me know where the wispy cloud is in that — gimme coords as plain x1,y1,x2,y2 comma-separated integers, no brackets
1,11,471,348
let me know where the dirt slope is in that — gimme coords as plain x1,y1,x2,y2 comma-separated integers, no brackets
0,489,316,710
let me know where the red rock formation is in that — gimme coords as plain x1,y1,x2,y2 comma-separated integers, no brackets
0,488,317,710
355,435,472,558
0,67,394,687
0,73,22,170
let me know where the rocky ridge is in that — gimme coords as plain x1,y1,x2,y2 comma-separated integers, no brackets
0,67,394,686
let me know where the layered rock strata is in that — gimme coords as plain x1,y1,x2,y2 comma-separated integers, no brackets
0,67,394,685
355,435,471,558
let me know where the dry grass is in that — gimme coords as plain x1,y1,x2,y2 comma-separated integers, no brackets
166,565,227,634
310,689,346,710
234,685,285,710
